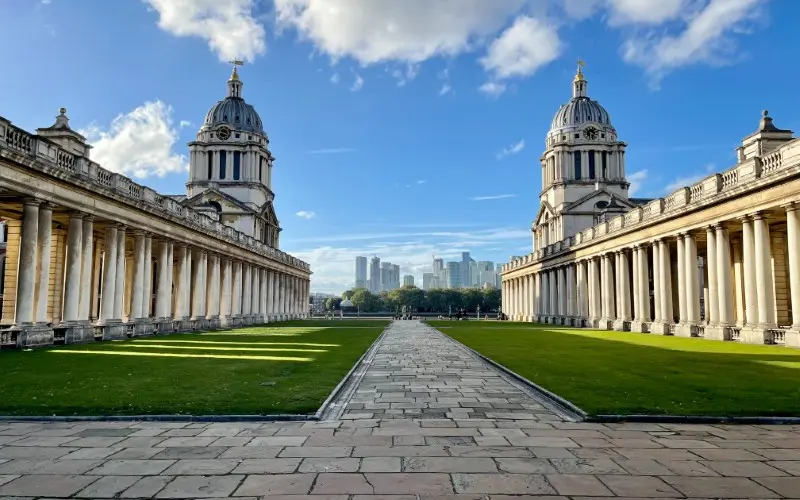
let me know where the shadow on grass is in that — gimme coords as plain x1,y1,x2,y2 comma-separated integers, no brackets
433,322,800,417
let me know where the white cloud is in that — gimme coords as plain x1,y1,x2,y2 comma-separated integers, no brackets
179,120,192,128
664,163,715,193
350,74,364,91
479,81,507,97
306,147,356,155
284,226,529,293
81,101,187,179
627,169,648,196
274,0,526,65
470,194,517,201
439,83,452,96
416,179,427,184
144,0,266,62
330,72,340,84
391,64,421,86
497,139,525,160
621,0,766,85
480,15,561,79
605,0,687,26
296,210,317,219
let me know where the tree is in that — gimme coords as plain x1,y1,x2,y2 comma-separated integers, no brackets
342,289,355,300
325,296,342,311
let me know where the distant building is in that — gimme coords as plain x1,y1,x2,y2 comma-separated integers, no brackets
403,275,414,286
369,256,381,293
433,258,444,275
446,261,461,289
355,256,367,289
461,252,474,288
422,272,433,290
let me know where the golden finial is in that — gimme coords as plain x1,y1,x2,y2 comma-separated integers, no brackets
228,59,244,81
574,58,586,82
59,107,67,115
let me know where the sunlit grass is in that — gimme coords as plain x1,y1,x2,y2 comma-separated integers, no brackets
432,321,800,417
0,320,388,416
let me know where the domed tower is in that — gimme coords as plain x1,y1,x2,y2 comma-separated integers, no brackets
532,61,639,252
185,62,281,248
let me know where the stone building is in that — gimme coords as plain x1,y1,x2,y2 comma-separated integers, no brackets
501,63,800,347
0,65,311,348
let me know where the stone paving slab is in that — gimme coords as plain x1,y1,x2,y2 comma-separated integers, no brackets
1,321,800,498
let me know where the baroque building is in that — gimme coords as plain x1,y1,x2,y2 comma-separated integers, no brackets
502,63,800,347
0,65,311,348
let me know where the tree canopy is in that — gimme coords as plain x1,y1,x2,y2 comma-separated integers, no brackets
326,285,500,312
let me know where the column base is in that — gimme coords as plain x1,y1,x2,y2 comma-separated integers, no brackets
63,324,95,344
96,321,127,341
630,321,650,333
649,321,672,335
785,329,800,347
130,319,155,337
13,324,55,347
612,319,631,332
598,318,614,330
205,316,221,330
740,326,772,344
705,325,732,341
674,323,698,337
153,319,178,334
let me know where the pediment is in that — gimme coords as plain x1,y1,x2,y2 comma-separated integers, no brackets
532,201,556,227
258,201,280,227
562,189,638,213
184,188,253,213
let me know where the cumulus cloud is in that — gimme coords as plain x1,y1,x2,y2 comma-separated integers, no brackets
480,16,561,80
497,139,525,160
627,169,648,196
81,101,187,179
620,0,766,86
478,81,507,97
144,0,266,62
296,210,317,219
274,0,526,65
284,226,529,293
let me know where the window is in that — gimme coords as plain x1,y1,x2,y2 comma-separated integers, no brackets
219,151,227,179
588,150,596,179
259,157,263,181
574,133,579,139
208,201,222,213
602,151,608,179
207,153,213,179
573,152,581,179
233,151,241,180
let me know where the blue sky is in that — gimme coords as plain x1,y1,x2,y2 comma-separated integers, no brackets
1,0,798,293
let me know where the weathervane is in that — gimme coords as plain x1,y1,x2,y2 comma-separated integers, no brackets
228,58,244,81
574,58,586,82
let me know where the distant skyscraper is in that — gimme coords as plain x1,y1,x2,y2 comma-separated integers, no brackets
403,275,414,286
461,252,474,289
355,256,367,289
369,256,381,293
447,261,461,289
433,257,444,275
422,272,433,290
392,264,400,289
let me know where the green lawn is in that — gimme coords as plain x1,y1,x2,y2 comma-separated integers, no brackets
431,321,800,417
0,320,387,416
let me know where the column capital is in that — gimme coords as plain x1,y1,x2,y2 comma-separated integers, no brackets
22,197,42,208
782,201,799,212
749,211,767,221
131,229,146,237
114,223,127,231
67,210,85,219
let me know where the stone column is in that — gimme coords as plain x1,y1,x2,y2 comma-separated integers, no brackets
100,226,118,322
252,268,261,317
232,261,242,315
753,212,776,328
34,203,53,324
190,250,203,320
220,258,232,320
533,273,541,318
741,216,758,325
705,226,719,325
62,212,84,323
556,267,565,318
549,271,557,319
652,242,662,323
587,259,595,319
78,216,94,321
207,254,220,320
272,271,280,317
156,240,171,319
676,235,686,324
113,227,127,320
540,272,549,318
716,224,734,327
265,270,274,317
14,199,41,325
639,243,651,322
632,247,640,322
619,250,631,321
242,264,252,317
602,254,615,326
684,233,700,326
142,234,152,318
786,204,800,333
130,231,146,320
660,239,674,325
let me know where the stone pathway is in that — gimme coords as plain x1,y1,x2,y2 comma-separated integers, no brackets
0,320,799,498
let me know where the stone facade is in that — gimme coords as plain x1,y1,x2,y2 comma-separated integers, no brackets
502,67,800,347
0,86,311,348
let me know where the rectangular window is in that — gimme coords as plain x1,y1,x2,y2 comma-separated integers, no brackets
207,152,213,179
588,150,596,179
219,151,227,179
573,152,581,179
259,157,263,181
602,151,608,178
233,151,241,180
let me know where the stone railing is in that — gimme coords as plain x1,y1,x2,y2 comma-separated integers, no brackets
0,119,310,272
503,137,798,274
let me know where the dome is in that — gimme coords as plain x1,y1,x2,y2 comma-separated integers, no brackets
340,299,354,308
203,66,264,134
548,62,614,135
204,98,264,134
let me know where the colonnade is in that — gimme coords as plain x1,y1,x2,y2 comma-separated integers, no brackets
2,198,309,346
502,206,800,346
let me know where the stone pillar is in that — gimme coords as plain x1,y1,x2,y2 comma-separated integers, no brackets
259,269,267,318
78,216,94,321
586,259,595,320
652,241,662,323
156,240,172,319
753,212,776,328
174,245,187,319
632,247,640,322
540,272,549,319
100,226,118,322
232,261,242,316
190,250,203,320
639,244,651,322
549,271,557,320
142,234,152,318
14,199,40,325
566,265,575,319
684,232,700,326
741,216,758,326
265,270,274,317
242,264,252,317
705,226,719,325
206,254,220,321
785,205,800,345
676,235,686,324
272,271,280,317
716,224,734,327
252,267,261,317
556,267,565,318
660,239,674,326
113,227,127,320
62,212,84,323
130,231,146,321
34,203,53,324
220,258,232,321
619,250,631,322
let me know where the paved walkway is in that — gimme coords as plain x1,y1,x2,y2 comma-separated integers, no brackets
0,321,799,498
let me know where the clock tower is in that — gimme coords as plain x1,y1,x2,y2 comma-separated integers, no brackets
532,61,637,252
184,62,281,248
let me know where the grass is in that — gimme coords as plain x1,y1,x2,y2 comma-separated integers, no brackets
430,320,800,417
0,320,387,416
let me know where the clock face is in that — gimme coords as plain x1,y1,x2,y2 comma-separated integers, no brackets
583,127,598,140
217,126,231,141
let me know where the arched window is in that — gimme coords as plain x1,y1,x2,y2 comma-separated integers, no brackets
208,201,222,213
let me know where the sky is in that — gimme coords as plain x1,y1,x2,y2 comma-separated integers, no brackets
1,0,798,294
